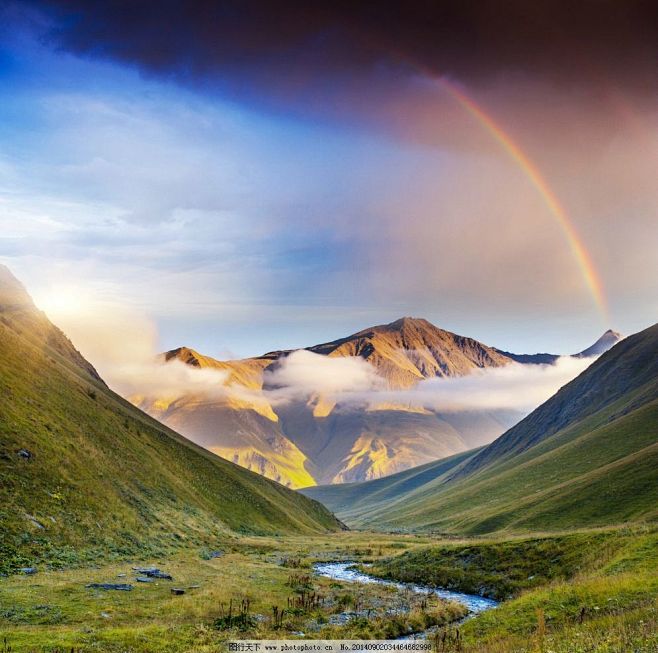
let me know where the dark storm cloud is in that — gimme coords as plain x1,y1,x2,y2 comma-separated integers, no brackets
27,0,658,100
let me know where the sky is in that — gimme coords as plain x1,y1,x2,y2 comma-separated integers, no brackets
1,1,657,361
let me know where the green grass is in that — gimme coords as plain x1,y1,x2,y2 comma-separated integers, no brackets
0,532,460,651
302,449,475,522
1,529,655,652
0,296,341,575
373,525,658,652
304,325,658,535
364,395,658,534
371,526,657,600
2,270,656,651
0,527,658,653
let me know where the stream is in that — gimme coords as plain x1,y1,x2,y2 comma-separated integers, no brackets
313,561,498,639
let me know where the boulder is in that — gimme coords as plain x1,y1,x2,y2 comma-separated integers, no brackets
86,583,133,591
132,567,173,580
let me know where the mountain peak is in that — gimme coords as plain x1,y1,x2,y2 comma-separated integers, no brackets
575,329,623,358
388,316,431,327
164,346,204,366
455,322,655,479
383,316,442,334
305,315,511,387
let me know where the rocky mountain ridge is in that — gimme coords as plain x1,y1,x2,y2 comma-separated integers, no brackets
136,317,620,487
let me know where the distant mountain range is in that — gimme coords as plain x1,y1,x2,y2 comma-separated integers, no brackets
135,316,621,488
0,266,341,570
302,322,658,533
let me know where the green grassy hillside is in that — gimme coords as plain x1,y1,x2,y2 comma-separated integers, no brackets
455,322,658,478
302,448,476,523
0,267,341,573
304,323,658,534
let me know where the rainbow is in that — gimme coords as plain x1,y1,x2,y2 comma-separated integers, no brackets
435,77,609,322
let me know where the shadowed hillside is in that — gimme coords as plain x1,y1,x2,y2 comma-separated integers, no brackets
303,323,658,533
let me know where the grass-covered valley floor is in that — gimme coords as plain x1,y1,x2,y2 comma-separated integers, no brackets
0,532,462,651
1,526,656,652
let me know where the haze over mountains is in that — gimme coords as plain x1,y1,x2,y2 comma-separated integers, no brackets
303,321,658,532
134,317,621,488
0,266,340,568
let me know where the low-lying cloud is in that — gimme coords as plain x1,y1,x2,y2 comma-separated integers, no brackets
264,349,384,395
262,349,594,413
358,356,593,413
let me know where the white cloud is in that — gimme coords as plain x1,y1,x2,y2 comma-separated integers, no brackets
262,348,594,414
264,349,384,398
360,356,594,413
1,15,657,357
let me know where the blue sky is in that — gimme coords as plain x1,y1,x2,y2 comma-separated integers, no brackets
1,4,656,361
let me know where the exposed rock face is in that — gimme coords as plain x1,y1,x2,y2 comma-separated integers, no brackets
139,386,314,488
303,322,657,534
304,317,512,388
